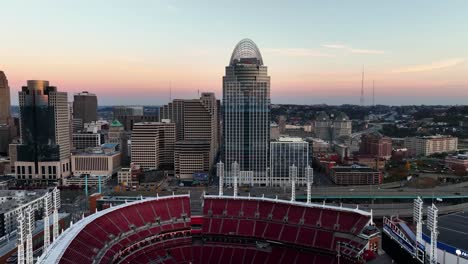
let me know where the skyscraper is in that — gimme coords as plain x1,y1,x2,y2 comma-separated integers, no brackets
0,71,13,155
15,81,71,184
73,91,98,129
159,93,220,181
223,39,270,186
130,121,175,170
0,71,11,124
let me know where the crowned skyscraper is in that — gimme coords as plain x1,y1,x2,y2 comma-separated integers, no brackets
223,39,270,186
15,80,71,184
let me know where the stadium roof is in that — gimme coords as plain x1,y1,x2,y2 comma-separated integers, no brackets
37,194,190,264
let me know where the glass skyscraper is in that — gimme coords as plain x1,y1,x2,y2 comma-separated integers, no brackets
223,39,270,186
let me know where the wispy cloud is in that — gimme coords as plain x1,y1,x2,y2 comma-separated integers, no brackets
392,58,466,73
263,48,335,57
322,44,384,54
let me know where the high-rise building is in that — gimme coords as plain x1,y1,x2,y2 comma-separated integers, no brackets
130,122,175,170
174,140,211,181
15,81,71,184
108,120,129,164
159,93,220,180
0,71,11,125
0,71,15,155
223,39,270,186
270,137,309,187
113,106,159,131
73,91,98,129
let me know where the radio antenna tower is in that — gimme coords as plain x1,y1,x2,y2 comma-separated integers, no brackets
372,80,375,106
360,66,365,106
169,81,172,101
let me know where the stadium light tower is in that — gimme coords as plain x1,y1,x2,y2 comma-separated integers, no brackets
232,162,240,197
217,161,224,196
17,211,26,264
43,192,52,252
427,204,439,264
53,187,61,240
26,207,34,264
413,197,423,246
305,165,313,204
290,164,297,202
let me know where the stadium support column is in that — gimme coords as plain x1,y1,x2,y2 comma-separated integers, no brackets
232,162,239,197
17,211,26,264
427,204,439,264
53,187,61,240
217,161,224,196
43,193,51,252
305,165,313,204
26,207,34,264
290,164,297,202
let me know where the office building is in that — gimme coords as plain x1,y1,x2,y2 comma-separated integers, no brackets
15,81,71,184
108,120,129,163
72,133,101,150
130,122,175,170
0,71,15,155
329,165,382,185
0,71,11,125
270,137,309,187
67,144,121,186
223,39,270,185
404,135,458,156
113,106,158,131
159,93,220,180
174,140,211,181
360,133,392,159
73,91,98,129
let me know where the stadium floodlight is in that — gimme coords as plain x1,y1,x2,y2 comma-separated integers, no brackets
43,193,51,252
53,187,61,240
232,162,240,197
427,204,438,264
217,161,224,196
413,197,423,246
17,211,25,264
289,164,297,202
26,207,34,264
305,165,313,204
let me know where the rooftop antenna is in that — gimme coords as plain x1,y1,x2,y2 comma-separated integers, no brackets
372,80,375,106
169,81,172,101
360,66,365,106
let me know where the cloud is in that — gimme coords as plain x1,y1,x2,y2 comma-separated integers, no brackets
322,44,384,54
263,48,335,57
392,58,466,73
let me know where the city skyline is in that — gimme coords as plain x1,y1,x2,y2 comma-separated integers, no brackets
1,1,468,105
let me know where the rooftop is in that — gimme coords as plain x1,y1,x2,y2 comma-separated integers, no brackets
276,137,305,143
229,38,263,66
423,210,468,251
331,166,377,173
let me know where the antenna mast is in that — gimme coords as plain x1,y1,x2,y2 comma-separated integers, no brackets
360,66,365,106
169,81,172,101
372,80,375,106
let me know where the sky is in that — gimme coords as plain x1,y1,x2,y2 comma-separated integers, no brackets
1,0,467,105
